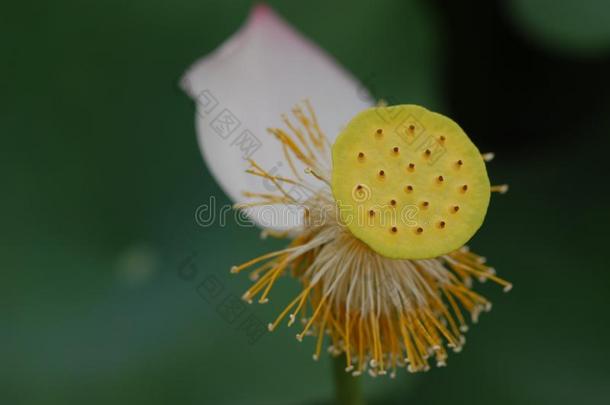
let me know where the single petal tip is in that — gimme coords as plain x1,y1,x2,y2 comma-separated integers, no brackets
251,2,273,19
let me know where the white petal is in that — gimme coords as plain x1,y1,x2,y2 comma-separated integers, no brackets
181,4,371,230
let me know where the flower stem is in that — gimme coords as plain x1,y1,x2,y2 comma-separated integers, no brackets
332,354,365,405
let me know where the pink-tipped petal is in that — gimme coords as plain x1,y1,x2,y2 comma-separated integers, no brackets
182,4,371,230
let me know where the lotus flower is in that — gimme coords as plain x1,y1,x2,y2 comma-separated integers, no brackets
182,3,510,379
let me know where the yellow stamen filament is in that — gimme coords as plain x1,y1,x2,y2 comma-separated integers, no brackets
491,184,509,194
482,152,495,162
268,291,305,331
313,304,331,360
297,294,329,341
303,99,328,150
304,167,330,186
282,113,316,159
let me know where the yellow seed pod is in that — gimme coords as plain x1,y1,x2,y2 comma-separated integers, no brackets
331,105,490,259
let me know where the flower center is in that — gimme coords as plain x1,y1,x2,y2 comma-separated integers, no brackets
331,105,491,259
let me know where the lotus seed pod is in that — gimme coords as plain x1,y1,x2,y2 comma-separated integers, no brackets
331,105,490,259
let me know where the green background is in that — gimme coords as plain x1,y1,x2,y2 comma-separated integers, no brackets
2,0,610,404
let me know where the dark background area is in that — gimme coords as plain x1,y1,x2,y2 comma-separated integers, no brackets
2,0,609,404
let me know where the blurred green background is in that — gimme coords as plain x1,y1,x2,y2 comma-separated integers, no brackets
2,0,610,404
